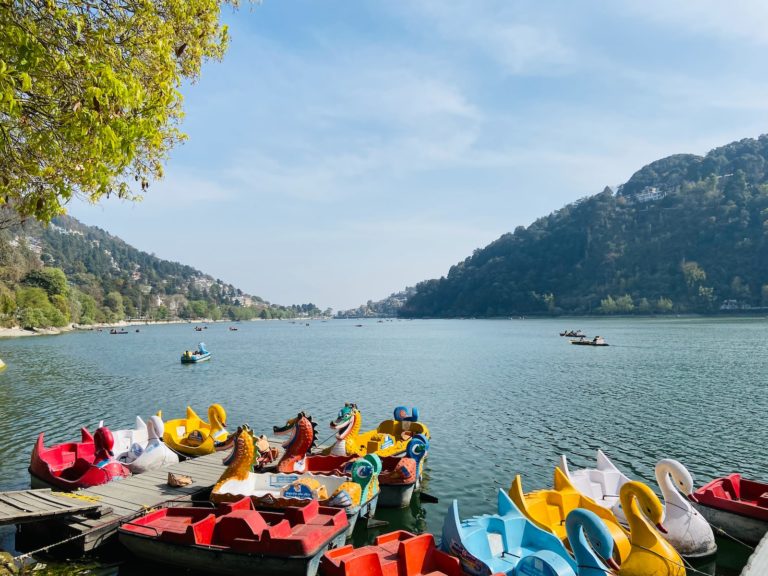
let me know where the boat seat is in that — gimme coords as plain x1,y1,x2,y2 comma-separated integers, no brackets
156,512,216,545
213,509,273,546
47,451,76,472
284,499,320,524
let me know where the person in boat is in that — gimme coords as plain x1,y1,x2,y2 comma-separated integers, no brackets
592,336,600,343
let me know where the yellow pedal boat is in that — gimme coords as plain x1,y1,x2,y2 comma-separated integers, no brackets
161,404,228,456
617,481,685,576
509,467,632,563
325,404,430,458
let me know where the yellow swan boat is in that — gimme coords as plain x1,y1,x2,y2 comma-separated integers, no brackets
509,467,632,563
618,481,685,576
161,404,228,456
325,403,430,458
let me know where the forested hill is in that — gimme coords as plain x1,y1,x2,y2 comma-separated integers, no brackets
0,214,318,327
401,135,768,317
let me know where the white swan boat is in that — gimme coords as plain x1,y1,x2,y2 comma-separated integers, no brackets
560,450,717,558
106,415,179,473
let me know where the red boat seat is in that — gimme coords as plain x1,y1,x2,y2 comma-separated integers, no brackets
59,458,94,481
155,511,216,545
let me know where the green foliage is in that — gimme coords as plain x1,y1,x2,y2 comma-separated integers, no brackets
0,0,240,222
402,134,768,317
22,267,68,297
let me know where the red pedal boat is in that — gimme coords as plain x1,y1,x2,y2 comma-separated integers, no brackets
119,496,349,576
691,473,768,544
320,530,462,576
29,426,131,490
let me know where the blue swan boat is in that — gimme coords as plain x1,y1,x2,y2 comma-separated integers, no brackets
441,489,618,576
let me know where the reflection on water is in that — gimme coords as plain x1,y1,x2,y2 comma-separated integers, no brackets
0,318,766,574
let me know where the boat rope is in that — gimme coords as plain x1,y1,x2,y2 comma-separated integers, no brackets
710,524,755,550
632,543,712,576
12,520,124,564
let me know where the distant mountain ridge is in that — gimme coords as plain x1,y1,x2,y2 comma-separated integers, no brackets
0,213,317,327
401,135,768,317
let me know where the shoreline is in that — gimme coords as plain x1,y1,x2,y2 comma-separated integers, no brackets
0,318,214,340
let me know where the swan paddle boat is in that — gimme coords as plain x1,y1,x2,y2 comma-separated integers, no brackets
274,411,429,508
441,489,619,576
691,473,768,544
117,415,180,473
162,404,228,456
509,468,631,563
29,426,131,490
560,450,717,557
119,496,349,576
321,531,463,576
181,342,211,363
210,426,380,536
325,404,430,459
616,481,685,576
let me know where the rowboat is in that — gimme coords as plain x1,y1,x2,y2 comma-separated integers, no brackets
570,336,608,346
441,489,619,575
560,450,717,557
119,496,348,576
321,530,462,576
691,473,768,544
29,426,131,490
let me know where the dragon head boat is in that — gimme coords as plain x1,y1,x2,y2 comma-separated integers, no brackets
162,404,228,456
275,411,429,508
325,404,430,459
29,425,131,490
441,489,619,576
211,425,380,535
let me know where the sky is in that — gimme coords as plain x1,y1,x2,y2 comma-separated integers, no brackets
69,0,768,311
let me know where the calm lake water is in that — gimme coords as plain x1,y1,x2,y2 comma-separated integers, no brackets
0,317,765,574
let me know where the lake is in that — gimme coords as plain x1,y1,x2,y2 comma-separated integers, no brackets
0,317,765,574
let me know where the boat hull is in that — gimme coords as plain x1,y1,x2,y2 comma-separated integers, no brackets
119,530,346,576
692,502,768,545
378,483,415,508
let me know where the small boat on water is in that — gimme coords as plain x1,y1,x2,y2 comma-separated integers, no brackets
113,415,179,474
181,343,211,363
162,404,228,456
229,326,238,331
570,336,609,346
560,450,717,557
560,330,584,337
691,473,768,544
325,404,430,459
0,358,5,371
119,496,349,576
441,489,619,576
29,426,131,490
109,328,129,335
321,530,462,576
211,427,380,536
273,412,429,508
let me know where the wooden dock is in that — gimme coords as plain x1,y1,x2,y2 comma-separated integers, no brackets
0,489,103,526
15,442,277,554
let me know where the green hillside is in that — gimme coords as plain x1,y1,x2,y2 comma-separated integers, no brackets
401,135,768,317
0,214,317,328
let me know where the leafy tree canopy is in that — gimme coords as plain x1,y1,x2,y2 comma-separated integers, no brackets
0,0,239,222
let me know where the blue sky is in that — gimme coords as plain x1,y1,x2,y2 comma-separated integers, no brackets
70,0,768,310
